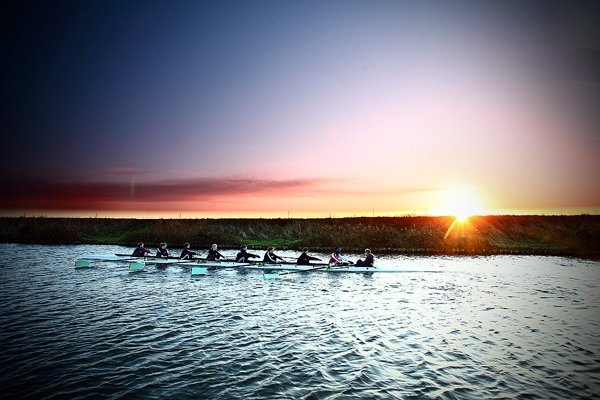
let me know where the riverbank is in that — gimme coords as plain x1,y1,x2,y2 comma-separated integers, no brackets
1,215,598,258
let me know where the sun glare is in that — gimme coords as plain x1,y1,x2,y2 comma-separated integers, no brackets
436,186,486,221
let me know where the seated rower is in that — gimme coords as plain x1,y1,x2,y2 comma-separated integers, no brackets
355,249,375,267
179,242,198,260
132,242,151,257
206,244,225,261
156,242,170,258
297,247,321,265
263,246,285,263
329,246,350,266
235,245,260,263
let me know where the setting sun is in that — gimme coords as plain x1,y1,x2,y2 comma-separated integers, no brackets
435,186,487,221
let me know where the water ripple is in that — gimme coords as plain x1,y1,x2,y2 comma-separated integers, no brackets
0,245,599,399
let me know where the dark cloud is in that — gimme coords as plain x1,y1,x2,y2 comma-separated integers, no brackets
0,174,437,212
0,175,325,211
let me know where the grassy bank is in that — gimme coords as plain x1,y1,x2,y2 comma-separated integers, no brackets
1,215,599,258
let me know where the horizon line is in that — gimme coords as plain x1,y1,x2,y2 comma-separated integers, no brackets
1,210,598,220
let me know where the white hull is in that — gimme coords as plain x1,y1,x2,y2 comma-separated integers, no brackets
242,263,387,273
76,254,406,273
78,254,237,267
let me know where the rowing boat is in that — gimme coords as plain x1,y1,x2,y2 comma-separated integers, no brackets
74,254,404,273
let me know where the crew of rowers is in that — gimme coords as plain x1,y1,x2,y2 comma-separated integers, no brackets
131,242,375,267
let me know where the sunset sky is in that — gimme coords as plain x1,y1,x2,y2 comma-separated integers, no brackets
1,1,599,218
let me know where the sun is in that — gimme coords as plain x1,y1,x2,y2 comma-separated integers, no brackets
436,186,486,221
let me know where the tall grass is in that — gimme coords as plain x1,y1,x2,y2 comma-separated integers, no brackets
0,215,598,257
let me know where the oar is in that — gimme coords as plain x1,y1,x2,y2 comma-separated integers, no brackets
264,264,330,279
191,262,254,276
117,253,209,261
75,256,151,268
205,258,237,262
181,253,234,262
127,256,169,271
259,260,330,266
211,262,254,270
115,253,176,259
191,260,238,272
186,257,240,265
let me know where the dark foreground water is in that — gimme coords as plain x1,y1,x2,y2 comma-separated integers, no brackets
0,244,598,399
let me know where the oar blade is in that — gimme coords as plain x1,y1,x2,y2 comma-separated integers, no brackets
129,261,145,271
264,264,329,279
80,254,122,261
74,260,92,269
191,266,207,276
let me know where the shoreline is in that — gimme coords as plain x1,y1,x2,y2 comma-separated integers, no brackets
1,215,599,259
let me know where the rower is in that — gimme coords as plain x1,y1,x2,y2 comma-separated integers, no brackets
296,247,321,265
179,242,198,260
206,244,225,261
328,246,350,266
263,246,285,263
235,245,260,262
354,249,375,267
156,242,170,258
132,242,151,257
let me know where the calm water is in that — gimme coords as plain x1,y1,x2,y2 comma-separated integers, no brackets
0,244,599,399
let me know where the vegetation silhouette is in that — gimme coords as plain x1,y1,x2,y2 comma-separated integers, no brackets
0,215,598,258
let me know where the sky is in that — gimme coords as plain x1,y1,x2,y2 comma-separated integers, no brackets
1,0,599,218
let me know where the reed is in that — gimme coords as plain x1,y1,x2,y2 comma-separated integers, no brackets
0,215,598,258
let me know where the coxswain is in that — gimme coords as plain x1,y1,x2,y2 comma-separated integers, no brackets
354,249,375,267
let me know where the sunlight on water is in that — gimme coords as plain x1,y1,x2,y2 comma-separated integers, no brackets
0,244,598,399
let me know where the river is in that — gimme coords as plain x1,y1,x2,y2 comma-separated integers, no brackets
0,244,598,399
